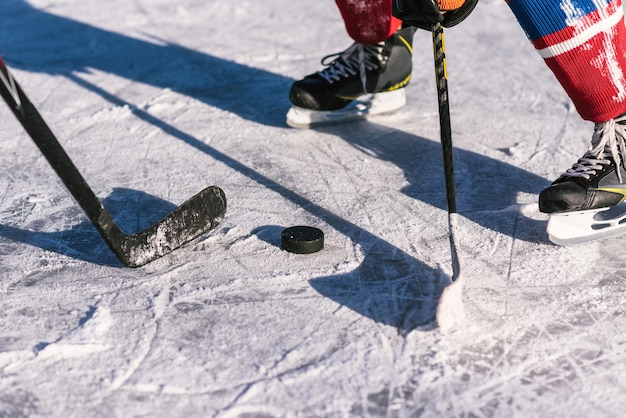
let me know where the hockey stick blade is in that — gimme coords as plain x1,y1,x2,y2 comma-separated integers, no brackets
0,57,226,267
435,213,465,333
97,186,226,267
431,24,465,332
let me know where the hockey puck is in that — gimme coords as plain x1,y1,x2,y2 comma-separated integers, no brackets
281,226,324,254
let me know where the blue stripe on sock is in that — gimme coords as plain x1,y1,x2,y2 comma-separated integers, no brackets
508,0,610,41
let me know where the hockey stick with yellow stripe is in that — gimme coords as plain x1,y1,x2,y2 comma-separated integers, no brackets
432,22,465,332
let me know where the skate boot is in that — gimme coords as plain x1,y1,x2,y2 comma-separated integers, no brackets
539,113,626,244
286,26,416,128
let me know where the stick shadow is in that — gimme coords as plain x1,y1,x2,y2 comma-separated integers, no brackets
0,188,179,267
0,0,291,127
0,1,551,331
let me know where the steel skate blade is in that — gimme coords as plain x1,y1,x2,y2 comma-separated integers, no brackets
547,204,626,245
286,89,406,128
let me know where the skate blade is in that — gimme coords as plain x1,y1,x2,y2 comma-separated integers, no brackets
547,204,626,245
285,89,406,129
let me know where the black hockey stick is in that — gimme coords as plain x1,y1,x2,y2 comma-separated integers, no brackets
431,23,465,331
0,57,226,267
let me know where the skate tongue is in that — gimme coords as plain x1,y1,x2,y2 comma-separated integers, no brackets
584,118,626,182
318,42,383,87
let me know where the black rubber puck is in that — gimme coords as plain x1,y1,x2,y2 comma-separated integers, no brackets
281,226,324,254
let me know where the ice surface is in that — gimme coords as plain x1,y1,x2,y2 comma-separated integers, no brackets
0,0,624,416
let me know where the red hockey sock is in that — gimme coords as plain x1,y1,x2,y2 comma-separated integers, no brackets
335,0,403,44
508,0,626,122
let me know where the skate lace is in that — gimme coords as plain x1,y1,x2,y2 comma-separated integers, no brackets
563,114,626,182
317,42,384,93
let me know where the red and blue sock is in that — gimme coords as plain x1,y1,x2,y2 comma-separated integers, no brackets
507,0,626,122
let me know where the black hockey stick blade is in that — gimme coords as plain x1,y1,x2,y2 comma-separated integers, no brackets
431,24,465,332
96,186,226,267
0,57,226,267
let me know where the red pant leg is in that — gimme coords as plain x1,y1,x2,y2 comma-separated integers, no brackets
335,0,403,44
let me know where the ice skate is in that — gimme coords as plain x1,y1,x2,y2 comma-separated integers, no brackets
286,26,415,128
539,113,626,244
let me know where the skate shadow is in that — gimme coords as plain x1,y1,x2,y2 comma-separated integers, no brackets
0,0,291,128
316,121,552,244
0,188,181,267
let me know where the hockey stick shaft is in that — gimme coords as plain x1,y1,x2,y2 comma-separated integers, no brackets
432,23,461,279
432,23,465,332
0,57,226,267
433,25,456,215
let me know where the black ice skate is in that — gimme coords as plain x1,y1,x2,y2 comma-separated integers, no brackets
286,26,416,128
539,113,626,245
